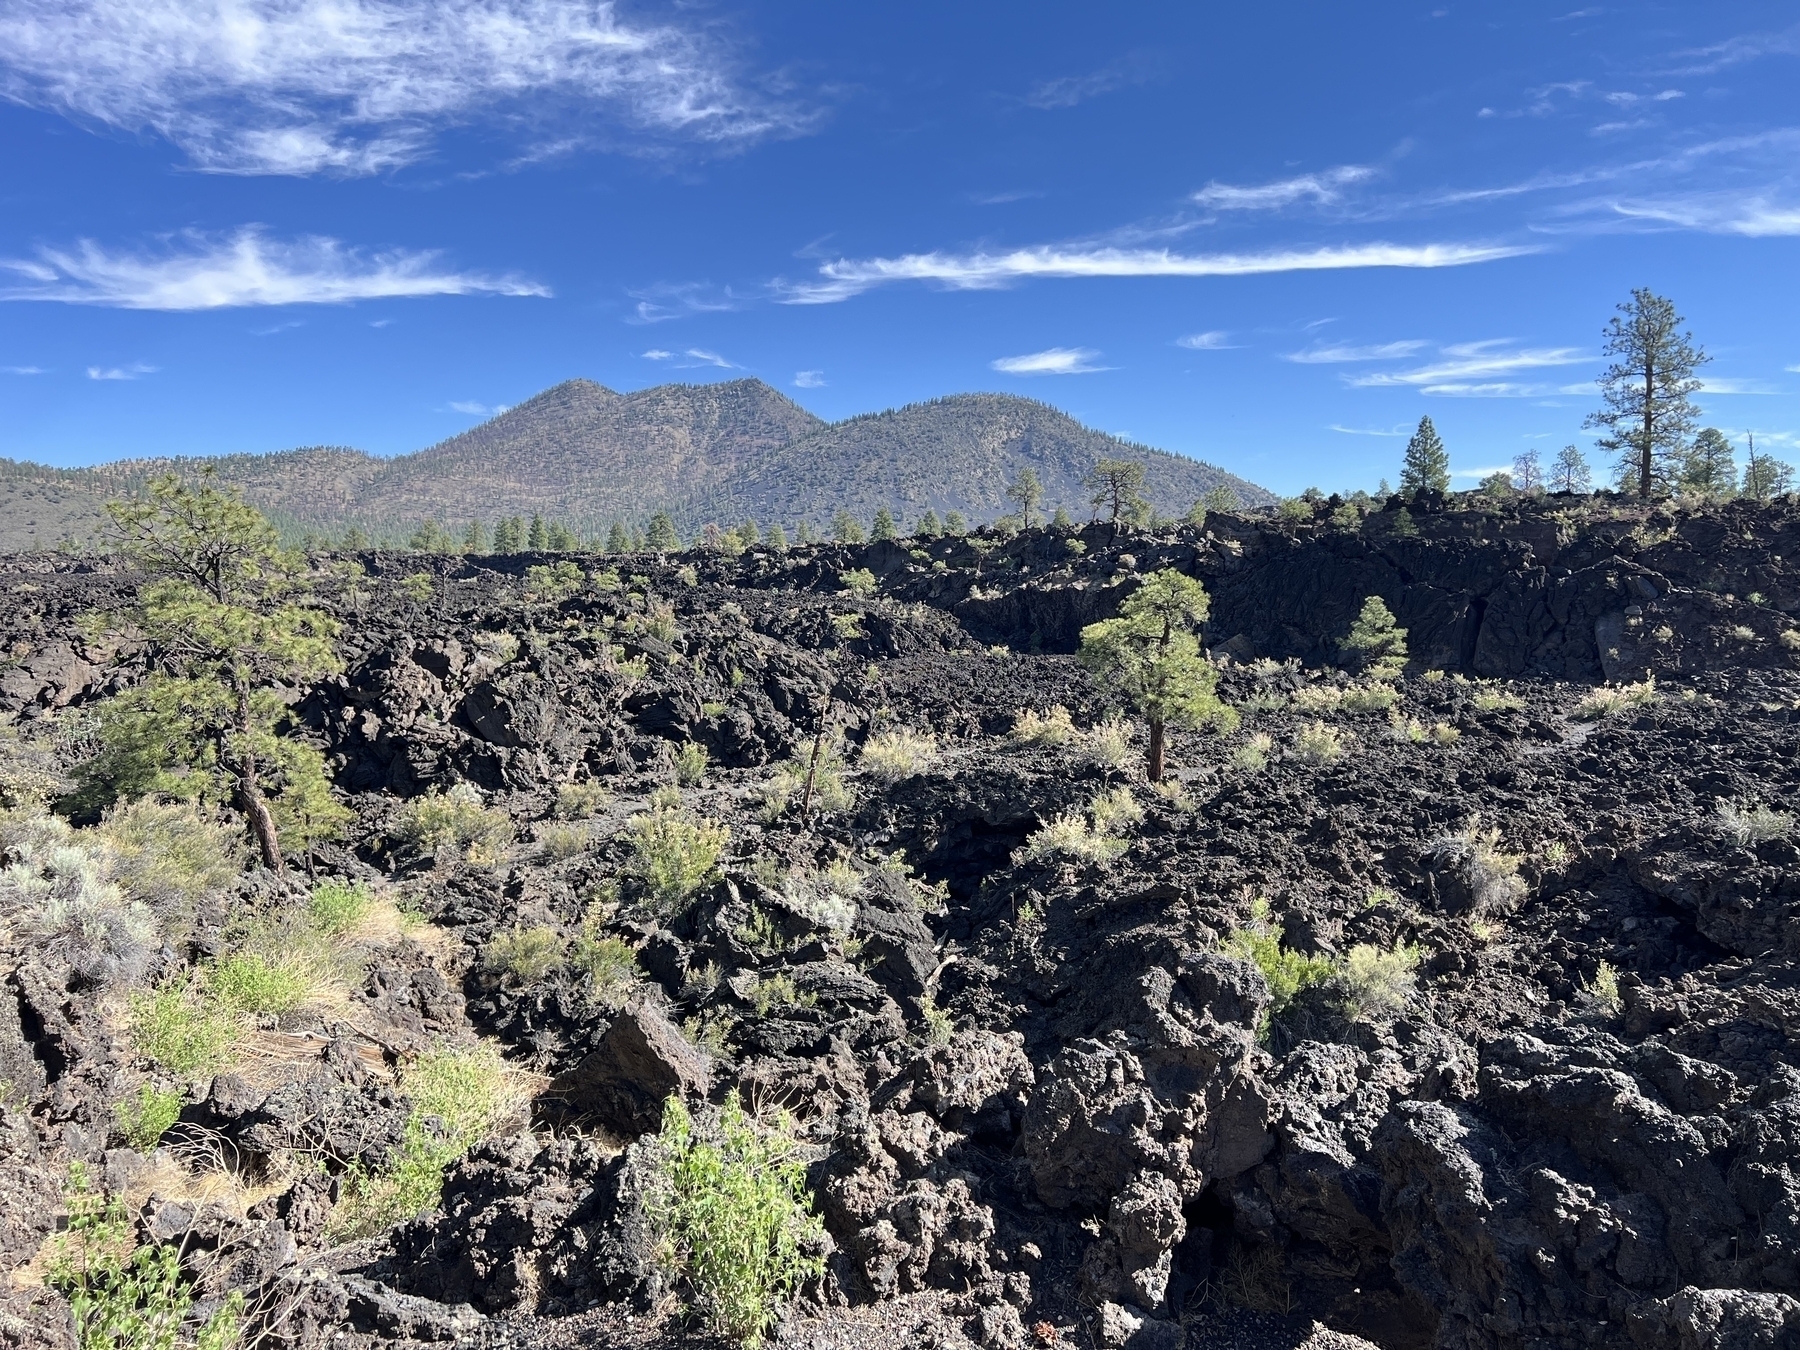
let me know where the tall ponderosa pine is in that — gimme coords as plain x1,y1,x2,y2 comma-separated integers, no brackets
1742,433,1796,502
86,473,348,871
832,511,866,544
1078,569,1238,782
1550,445,1592,494
916,509,942,538
527,514,549,550
605,521,631,553
765,523,789,552
1084,458,1149,526
1512,449,1544,493
870,507,897,542
462,520,488,553
645,512,681,552
1400,417,1450,495
1682,428,1737,497
1342,596,1409,681
1583,289,1708,498
1006,468,1045,527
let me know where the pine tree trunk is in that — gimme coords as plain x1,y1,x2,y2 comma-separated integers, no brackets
237,765,285,873
1147,719,1166,783
1640,360,1655,498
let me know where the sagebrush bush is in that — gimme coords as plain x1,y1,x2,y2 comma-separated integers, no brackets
49,1163,244,1350
554,780,611,820
1585,960,1623,1015
208,952,312,1016
1289,685,1344,715
1087,787,1144,834
1471,688,1525,712
675,741,710,787
536,821,590,860
1293,721,1346,764
643,1093,827,1348
1717,800,1793,846
308,878,372,937
485,925,565,983
1018,811,1128,864
1230,733,1273,772
571,929,640,1009
392,784,512,866
97,798,241,916
627,808,729,915
780,859,862,933
859,728,937,784
17,845,158,988
1430,817,1527,912
758,751,851,822
751,972,814,1016
114,1082,182,1152
1340,683,1399,713
1081,718,1134,768
1574,677,1656,719
1010,705,1077,747
1337,942,1421,1022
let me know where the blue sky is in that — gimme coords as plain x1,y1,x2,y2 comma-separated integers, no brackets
0,1,1796,496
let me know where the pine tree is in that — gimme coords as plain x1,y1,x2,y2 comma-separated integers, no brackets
340,525,369,550
1085,458,1149,524
1550,445,1592,494
1584,288,1708,498
740,519,760,546
1512,449,1544,493
1006,468,1045,527
606,520,631,553
527,513,549,550
944,511,967,536
1742,433,1796,501
870,507,897,541
462,520,488,553
645,511,681,552
1682,428,1737,497
766,523,789,552
86,473,347,870
917,509,942,538
1078,569,1237,782
1343,596,1409,681
794,520,815,545
1376,478,1392,499
1400,417,1450,495
832,511,866,543
1051,506,1073,529
1203,485,1240,514
546,522,577,551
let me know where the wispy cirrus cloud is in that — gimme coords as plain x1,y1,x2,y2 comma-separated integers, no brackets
1022,54,1158,110
87,362,156,380
0,228,548,309
1698,377,1785,396
991,347,1108,376
1668,22,1800,75
1286,339,1430,364
449,399,509,415
1329,424,1411,436
683,348,737,369
1342,340,1589,397
2,364,45,374
1192,165,1372,211
779,240,1533,304
0,0,808,176
1597,193,1800,237
793,370,825,388
1176,331,1237,350
628,281,742,324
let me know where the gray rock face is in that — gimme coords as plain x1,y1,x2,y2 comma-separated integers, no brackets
548,1004,711,1137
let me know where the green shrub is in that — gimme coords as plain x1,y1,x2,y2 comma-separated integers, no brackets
1018,811,1128,864
484,925,565,983
675,742,710,787
1340,683,1399,713
1337,942,1421,1021
859,729,937,784
1342,596,1408,680
113,1083,182,1152
839,568,878,598
1289,685,1344,715
208,952,310,1016
643,1093,827,1348
1010,705,1077,747
1471,688,1524,712
627,808,730,915
48,1163,244,1350
1087,787,1143,834
391,784,512,866
830,613,864,641
751,973,815,1016
1224,900,1335,1029
308,878,372,937
524,560,584,601
645,599,681,643
572,930,640,1009
127,979,238,1074
330,1042,520,1241
1717,800,1793,846
919,996,954,1046
758,751,851,822
554,780,611,820
1585,960,1623,1015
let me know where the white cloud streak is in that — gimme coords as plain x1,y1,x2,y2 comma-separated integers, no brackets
793,369,825,388
640,348,672,360
0,228,548,310
991,347,1108,376
1601,194,1800,237
449,399,509,415
1286,339,1430,363
1193,165,1373,210
1698,377,1784,395
2,364,45,374
1329,424,1410,436
683,348,736,368
1344,341,1588,396
0,0,803,175
87,363,156,380
1022,55,1157,110
780,241,1533,304
1176,331,1235,350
